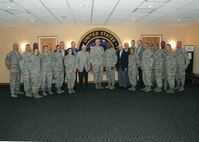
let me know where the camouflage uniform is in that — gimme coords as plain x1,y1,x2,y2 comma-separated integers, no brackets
150,46,156,86
20,52,32,96
90,45,105,89
52,52,64,94
64,55,76,94
5,51,23,97
153,49,164,92
175,48,190,91
128,54,139,91
29,55,42,98
41,53,53,96
105,48,117,90
141,48,154,92
162,49,168,90
165,51,176,93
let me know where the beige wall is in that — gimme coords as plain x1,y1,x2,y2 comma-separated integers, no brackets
0,24,187,83
185,23,199,74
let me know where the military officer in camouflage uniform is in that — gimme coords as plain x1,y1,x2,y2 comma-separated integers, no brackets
147,40,156,86
175,41,190,91
90,39,105,89
64,48,76,94
153,43,163,92
105,42,117,90
128,47,139,91
52,45,65,94
30,48,42,99
164,44,176,94
141,43,154,92
161,41,169,90
5,43,23,98
41,46,53,96
20,44,32,97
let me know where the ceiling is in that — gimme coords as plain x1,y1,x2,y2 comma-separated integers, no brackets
0,0,199,27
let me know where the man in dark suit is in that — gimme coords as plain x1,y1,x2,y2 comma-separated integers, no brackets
136,40,145,89
116,44,129,89
65,41,78,56
59,41,67,56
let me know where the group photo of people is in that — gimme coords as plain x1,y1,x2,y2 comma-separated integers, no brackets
5,39,190,98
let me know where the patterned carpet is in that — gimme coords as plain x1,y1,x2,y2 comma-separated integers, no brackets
0,83,199,142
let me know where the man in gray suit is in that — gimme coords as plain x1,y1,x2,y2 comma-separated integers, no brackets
136,40,145,89
76,44,90,90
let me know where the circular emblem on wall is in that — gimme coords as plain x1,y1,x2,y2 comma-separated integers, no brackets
78,28,121,52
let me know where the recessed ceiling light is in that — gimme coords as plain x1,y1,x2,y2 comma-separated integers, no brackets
131,18,135,21
185,16,191,18
78,3,85,7
5,6,12,9
177,18,182,22
30,19,35,22
61,14,67,19
148,5,153,8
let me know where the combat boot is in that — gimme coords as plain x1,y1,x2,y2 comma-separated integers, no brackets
56,87,61,94
95,83,100,90
33,92,42,99
109,84,115,90
11,93,18,98
25,91,32,97
42,90,47,96
105,83,111,89
174,82,180,90
71,88,75,93
48,88,53,95
128,87,133,91
154,87,162,93
68,88,72,94
163,86,167,91
141,86,147,91
60,88,65,93
166,88,174,94
131,86,136,91
178,86,184,92
99,83,104,89
145,86,152,92
16,91,24,95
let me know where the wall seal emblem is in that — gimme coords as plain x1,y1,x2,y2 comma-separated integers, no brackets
78,28,121,51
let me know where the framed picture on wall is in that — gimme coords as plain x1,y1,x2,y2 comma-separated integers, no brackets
141,34,162,49
38,36,58,52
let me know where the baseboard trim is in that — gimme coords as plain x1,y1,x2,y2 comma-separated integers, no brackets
0,80,119,86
